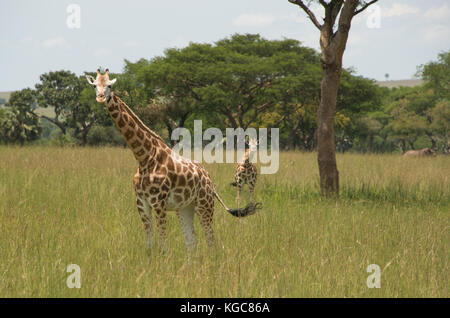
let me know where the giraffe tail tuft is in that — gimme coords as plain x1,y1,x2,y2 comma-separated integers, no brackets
227,202,262,217
230,181,238,187
214,190,262,217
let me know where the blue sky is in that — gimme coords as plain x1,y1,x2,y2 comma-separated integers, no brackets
1,0,449,91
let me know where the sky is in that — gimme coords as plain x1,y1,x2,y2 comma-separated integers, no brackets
1,0,449,91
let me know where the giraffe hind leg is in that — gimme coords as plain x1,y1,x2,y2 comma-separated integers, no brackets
177,205,197,256
196,206,216,252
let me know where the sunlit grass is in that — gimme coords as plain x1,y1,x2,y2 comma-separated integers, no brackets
0,146,448,297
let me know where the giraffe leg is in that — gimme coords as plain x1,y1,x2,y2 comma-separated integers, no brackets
236,181,242,208
153,205,168,254
135,194,153,250
248,182,255,203
196,206,216,252
177,205,197,255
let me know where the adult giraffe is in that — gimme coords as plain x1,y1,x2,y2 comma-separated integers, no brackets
86,69,260,254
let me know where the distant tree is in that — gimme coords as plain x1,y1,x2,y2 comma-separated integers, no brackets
426,100,450,153
335,71,383,150
418,50,450,100
86,124,127,147
33,70,108,145
125,34,322,137
0,89,41,145
68,82,109,146
33,70,80,135
289,0,379,196
383,99,428,152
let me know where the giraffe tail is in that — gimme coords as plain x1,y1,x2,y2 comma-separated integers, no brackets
230,181,238,187
213,190,262,217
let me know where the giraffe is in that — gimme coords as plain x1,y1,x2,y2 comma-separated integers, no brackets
231,138,258,206
86,69,260,254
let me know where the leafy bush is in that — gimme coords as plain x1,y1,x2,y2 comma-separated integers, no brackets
87,125,126,147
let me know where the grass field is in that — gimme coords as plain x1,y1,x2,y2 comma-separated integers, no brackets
0,146,448,297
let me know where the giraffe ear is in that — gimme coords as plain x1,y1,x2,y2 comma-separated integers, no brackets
108,78,117,86
86,75,95,85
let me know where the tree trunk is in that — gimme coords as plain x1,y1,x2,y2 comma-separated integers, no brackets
400,140,406,153
289,0,375,196
317,63,340,196
426,132,437,150
368,133,374,153
81,129,89,146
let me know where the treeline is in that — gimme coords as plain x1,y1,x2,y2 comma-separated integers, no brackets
0,34,448,153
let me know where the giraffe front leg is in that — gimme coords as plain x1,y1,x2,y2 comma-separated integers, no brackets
153,205,168,254
248,182,255,203
135,194,153,251
236,180,242,209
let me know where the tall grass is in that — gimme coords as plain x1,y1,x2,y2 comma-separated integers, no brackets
0,146,448,297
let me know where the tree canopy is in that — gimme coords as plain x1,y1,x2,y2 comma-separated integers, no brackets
1,36,447,154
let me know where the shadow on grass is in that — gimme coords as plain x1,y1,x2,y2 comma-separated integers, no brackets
260,182,449,207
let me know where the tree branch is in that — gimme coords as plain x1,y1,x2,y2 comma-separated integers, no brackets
288,0,323,30
354,0,378,16
332,0,359,58
330,0,344,28
30,110,66,133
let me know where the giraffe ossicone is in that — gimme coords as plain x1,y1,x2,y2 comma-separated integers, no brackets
86,69,261,254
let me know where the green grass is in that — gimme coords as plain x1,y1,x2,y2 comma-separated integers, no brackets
0,147,448,297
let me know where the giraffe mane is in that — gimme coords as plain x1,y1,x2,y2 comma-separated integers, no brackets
112,94,169,148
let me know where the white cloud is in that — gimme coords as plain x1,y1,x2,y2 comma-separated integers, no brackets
424,4,450,20
42,36,69,48
93,48,112,57
233,13,275,27
382,4,419,18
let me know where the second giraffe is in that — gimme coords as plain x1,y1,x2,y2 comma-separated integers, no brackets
231,138,259,207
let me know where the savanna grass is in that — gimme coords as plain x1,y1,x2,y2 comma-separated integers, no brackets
0,146,448,297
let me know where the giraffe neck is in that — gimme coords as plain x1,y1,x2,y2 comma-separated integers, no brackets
105,93,170,167
243,148,255,164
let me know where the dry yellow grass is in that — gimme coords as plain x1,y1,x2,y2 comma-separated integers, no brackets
0,146,448,297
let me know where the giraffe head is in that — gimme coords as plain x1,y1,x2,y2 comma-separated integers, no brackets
248,138,259,153
86,68,117,103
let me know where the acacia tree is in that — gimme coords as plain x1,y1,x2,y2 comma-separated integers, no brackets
33,70,107,145
289,0,378,196
33,70,80,135
126,34,321,134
